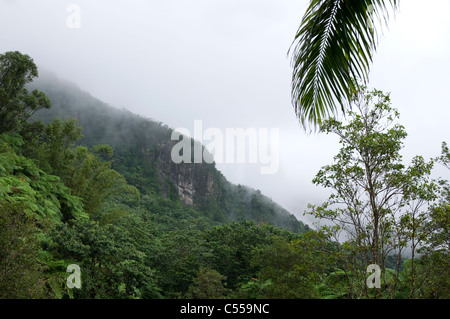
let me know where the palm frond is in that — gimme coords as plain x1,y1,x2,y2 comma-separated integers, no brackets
289,0,399,131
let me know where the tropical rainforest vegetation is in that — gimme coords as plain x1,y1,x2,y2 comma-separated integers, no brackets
0,50,448,299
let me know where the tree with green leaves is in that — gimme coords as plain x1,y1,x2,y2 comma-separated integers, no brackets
202,221,293,290
19,116,139,219
49,218,157,299
411,141,450,298
0,51,50,133
307,86,438,298
290,0,399,130
152,228,207,297
0,200,49,298
21,118,83,177
62,145,139,216
249,235,322,298
185,267,229,299
0,133,86,223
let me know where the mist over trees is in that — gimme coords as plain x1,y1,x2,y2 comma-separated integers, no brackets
0,51,448,300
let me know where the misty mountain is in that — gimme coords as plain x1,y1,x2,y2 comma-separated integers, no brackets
28,70,308,233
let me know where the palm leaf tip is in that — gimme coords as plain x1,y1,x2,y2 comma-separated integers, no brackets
289,0,399,131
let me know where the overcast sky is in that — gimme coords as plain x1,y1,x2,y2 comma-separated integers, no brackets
1,0,449,226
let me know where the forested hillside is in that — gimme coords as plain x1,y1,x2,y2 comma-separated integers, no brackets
29,70,307,233
1,52,315,299
1,52,448,300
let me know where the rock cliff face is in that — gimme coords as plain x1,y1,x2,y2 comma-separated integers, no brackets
160,161,196,206
142,139,219,207
175,171,195,205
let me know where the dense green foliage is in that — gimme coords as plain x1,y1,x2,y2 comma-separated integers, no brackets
0,52,448,299
0,51,50,134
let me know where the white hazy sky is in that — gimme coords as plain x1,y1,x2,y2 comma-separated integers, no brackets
1,0,449,226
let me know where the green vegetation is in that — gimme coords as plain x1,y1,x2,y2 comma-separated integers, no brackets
306,87,448,298
0,51,448,299
290,0,399,130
